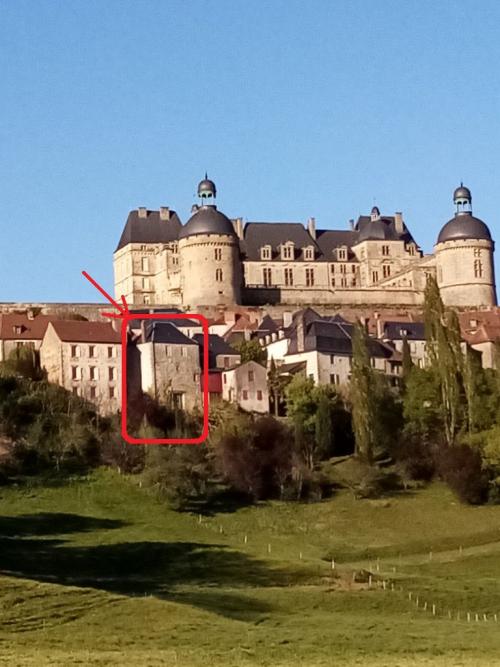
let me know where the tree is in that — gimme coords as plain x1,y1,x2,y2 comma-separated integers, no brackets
350,323,378,464
315,389,333,460
234,339,267,365
401,335,414,384
423,276,464,446
285,375,337,468
215,414,293,500
267,358,290,416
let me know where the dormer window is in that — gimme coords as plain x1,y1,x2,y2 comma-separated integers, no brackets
303,246,314,261
260,245,272,260
13,325,24,336
281,242,294,260
337,246,348,261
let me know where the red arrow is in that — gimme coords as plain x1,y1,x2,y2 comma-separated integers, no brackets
81,270,129,319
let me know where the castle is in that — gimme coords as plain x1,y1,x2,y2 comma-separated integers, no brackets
113,179,497,310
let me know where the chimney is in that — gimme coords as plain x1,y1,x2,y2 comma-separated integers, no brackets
27,309,34,321
307,217,316,240
394,212,404,234
138,207,147,219
159,206,170,221
233,217,244,240
349,218,355,230
374,311,383,339
283,311,293,328
296,312,306,353
140,319,148,343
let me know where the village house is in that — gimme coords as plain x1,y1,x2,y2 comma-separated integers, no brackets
40,321,121,414
380,321,427,368
222,360,269,413
0,311,56,362
459,308,500,368
263,309,402,388
136,321,201,411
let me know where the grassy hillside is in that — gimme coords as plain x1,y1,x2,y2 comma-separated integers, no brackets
1,469,500,666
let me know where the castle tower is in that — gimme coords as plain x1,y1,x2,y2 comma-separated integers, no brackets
435,185,496,307
178,177,242,307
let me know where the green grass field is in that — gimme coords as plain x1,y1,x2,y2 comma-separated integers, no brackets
1,468,500,666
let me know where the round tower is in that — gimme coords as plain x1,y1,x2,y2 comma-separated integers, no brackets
435,185,496,307
178,177,242,307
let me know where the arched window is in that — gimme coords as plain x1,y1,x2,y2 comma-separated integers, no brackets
216,268,223,282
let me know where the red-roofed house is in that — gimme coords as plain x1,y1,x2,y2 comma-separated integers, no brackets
459,308,500,368
40,321,122,413
0,312,56,362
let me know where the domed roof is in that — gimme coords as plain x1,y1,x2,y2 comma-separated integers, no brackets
179,205,236,240
358,219,396,242
437,212,492,244
198,177,216,198
453,184,471,202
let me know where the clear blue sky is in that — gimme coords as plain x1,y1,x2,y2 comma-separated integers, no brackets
1,0,499,302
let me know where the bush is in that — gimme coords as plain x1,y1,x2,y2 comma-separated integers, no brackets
437,444,489,505
355,468,404,499
393,436,435,482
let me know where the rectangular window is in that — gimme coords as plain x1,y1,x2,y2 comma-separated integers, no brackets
108,367,115,381
166,346,172,356
223,356,230,368
331,264,335,273
89,366,98,380
305,268,314,286
71,366,79,380
341,277,347,287
340,264,346,274
383,265,391,278
382,245,390,256
142,277,150,289
474,260,483,278
257,390,263,401
90,386,97,399
71,345,79,358
474,248,481,257
214,248,222,261
284,268,293,286
109,386,115,399
372,271,379,283
223,375,227,384
215,268,223,281
88,345,95,358
331,277,335,287
351,278,357,286
242,390,248,400
107,346,114,358
263,268,272,286
248,370,254,381
141,257,149,272
330,354,335,364
330,374,340,385
352,264,356,273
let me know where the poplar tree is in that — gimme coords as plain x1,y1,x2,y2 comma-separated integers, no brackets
315,388,333,459
401,334,414,384
423,276,464,445
350,323,377,464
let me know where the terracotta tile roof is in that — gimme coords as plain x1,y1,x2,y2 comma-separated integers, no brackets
49,321,121,344
0,313,55,341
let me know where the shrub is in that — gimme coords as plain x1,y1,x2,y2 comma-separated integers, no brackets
436,444,489,505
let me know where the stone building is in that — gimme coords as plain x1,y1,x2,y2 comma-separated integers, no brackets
263,309,402,387
0,311,56,362
136,321,201,411
40,321,121,414
222,360,269,413
114,179,496,310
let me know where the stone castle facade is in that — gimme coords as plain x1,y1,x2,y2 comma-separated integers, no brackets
113,179,496,310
